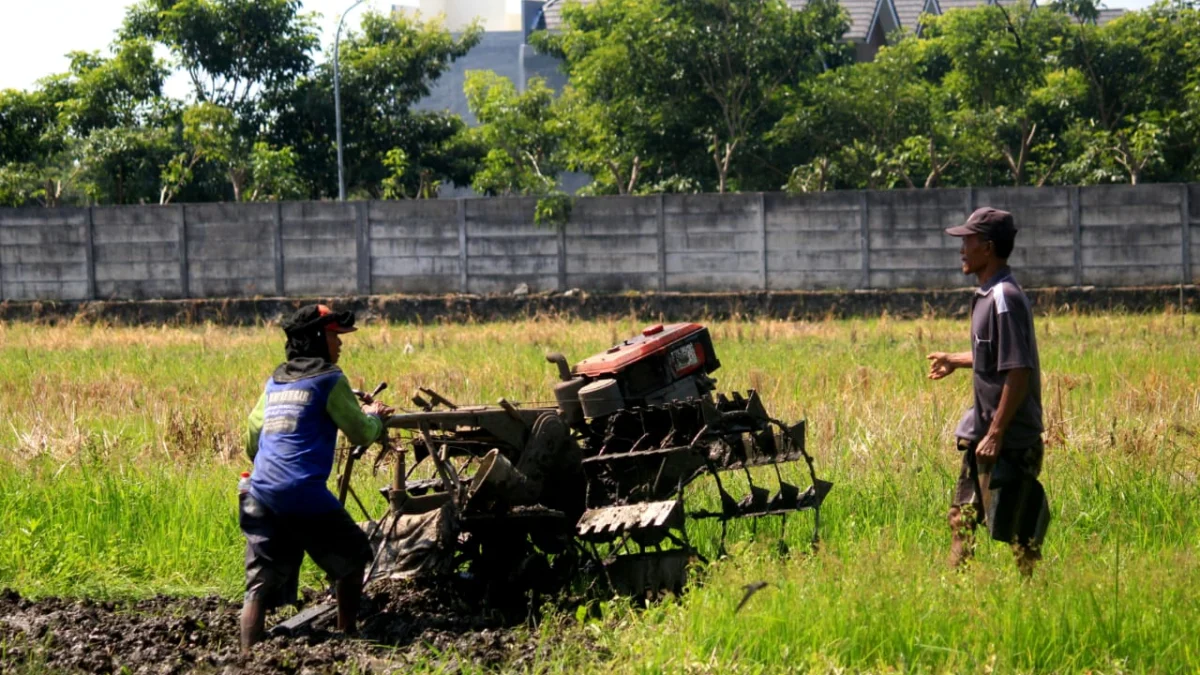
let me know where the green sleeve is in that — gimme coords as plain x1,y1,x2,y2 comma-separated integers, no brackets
244,391,267,461
326,376,384,447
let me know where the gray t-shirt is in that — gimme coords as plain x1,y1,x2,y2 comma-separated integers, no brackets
953,267,1043,448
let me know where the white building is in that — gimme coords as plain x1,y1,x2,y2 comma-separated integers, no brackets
393,0,526,31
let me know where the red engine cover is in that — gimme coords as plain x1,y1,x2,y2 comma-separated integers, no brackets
573,323,705,378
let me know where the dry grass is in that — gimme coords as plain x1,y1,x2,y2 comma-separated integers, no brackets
1,314,1198,672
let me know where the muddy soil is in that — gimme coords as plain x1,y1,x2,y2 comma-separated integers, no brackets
0,579,586,674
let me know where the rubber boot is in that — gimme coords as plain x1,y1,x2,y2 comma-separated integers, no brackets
240,597,266,655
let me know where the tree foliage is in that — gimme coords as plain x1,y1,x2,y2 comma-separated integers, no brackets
464,71,564,196
537,0,851,193
121,0,317,114
266,10,483,199
774,0,1200,191
79,126,175,205
2,0,1199,208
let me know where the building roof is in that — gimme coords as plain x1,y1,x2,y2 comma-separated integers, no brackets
542,0,593,31
792,0,879,39
892,0,928,33
935,0,1034,11
933,0,988,11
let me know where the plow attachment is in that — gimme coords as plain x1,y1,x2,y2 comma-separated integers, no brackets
355,388,830,597
573,389,831,590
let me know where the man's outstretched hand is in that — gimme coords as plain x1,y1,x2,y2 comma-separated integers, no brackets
926,352,957,380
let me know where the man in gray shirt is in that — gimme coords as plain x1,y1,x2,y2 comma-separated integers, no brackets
927,207,1046,575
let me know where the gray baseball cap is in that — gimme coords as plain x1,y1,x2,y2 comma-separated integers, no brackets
945,207,1018,239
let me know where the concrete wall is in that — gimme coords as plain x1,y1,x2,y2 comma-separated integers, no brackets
666,193,764,291
280,202,359,297
1080,184,1185,286
1191,184,1200,285
565,196,659,291
370,199,462,294
1,184,1196,302
766,191,863,290
974,187,1076,288
91,206,183,300
465,197,557,293
0,207,89,301
866,189,967,290
187,203,278,298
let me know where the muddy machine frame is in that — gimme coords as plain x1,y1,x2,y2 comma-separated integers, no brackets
284,323,831,633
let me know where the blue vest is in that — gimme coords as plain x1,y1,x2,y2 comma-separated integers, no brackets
250,370,345,515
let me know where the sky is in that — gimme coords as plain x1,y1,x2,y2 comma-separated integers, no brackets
0,0,1162,99
0,0,396,99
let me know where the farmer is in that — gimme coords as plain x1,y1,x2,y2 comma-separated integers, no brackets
926,208,1047,575
239,304,392,653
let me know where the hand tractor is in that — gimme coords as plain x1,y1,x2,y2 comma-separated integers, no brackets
278,323,831,633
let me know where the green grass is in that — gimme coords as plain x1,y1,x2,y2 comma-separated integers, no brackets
1,314,1199,673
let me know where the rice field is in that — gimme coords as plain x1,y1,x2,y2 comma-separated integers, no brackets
1,312,1198,673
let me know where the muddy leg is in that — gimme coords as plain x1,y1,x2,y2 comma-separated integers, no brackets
948,505,978,569
1012,541,1041,578
240,597,266,655
336,566,364,635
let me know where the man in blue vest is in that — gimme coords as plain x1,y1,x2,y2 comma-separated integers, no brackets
240,304,392,653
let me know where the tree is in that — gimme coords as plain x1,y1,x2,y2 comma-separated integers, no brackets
537,0,850,193
0,164,45,208
50,39,166,136
555,86,644,195
121,0,316,115
159,101,301,202
379,120,480,200
0,96,79,207
1054,0,1200,183
5,0,1199,205
1185,61,1200,178
122,0,318,201
464,71,564,196
682,0,849,192
775,36,959,190
266,10,483,198
534,0,688,194
78,126,174,204
380,149,418,199
180,102,246,200
0,89,64,167
0,37,172,206
0,89,68,206
246,142,303,201
51,43,174,204
927,4,1076,186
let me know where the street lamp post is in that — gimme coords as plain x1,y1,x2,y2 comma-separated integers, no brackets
334,0,366,201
